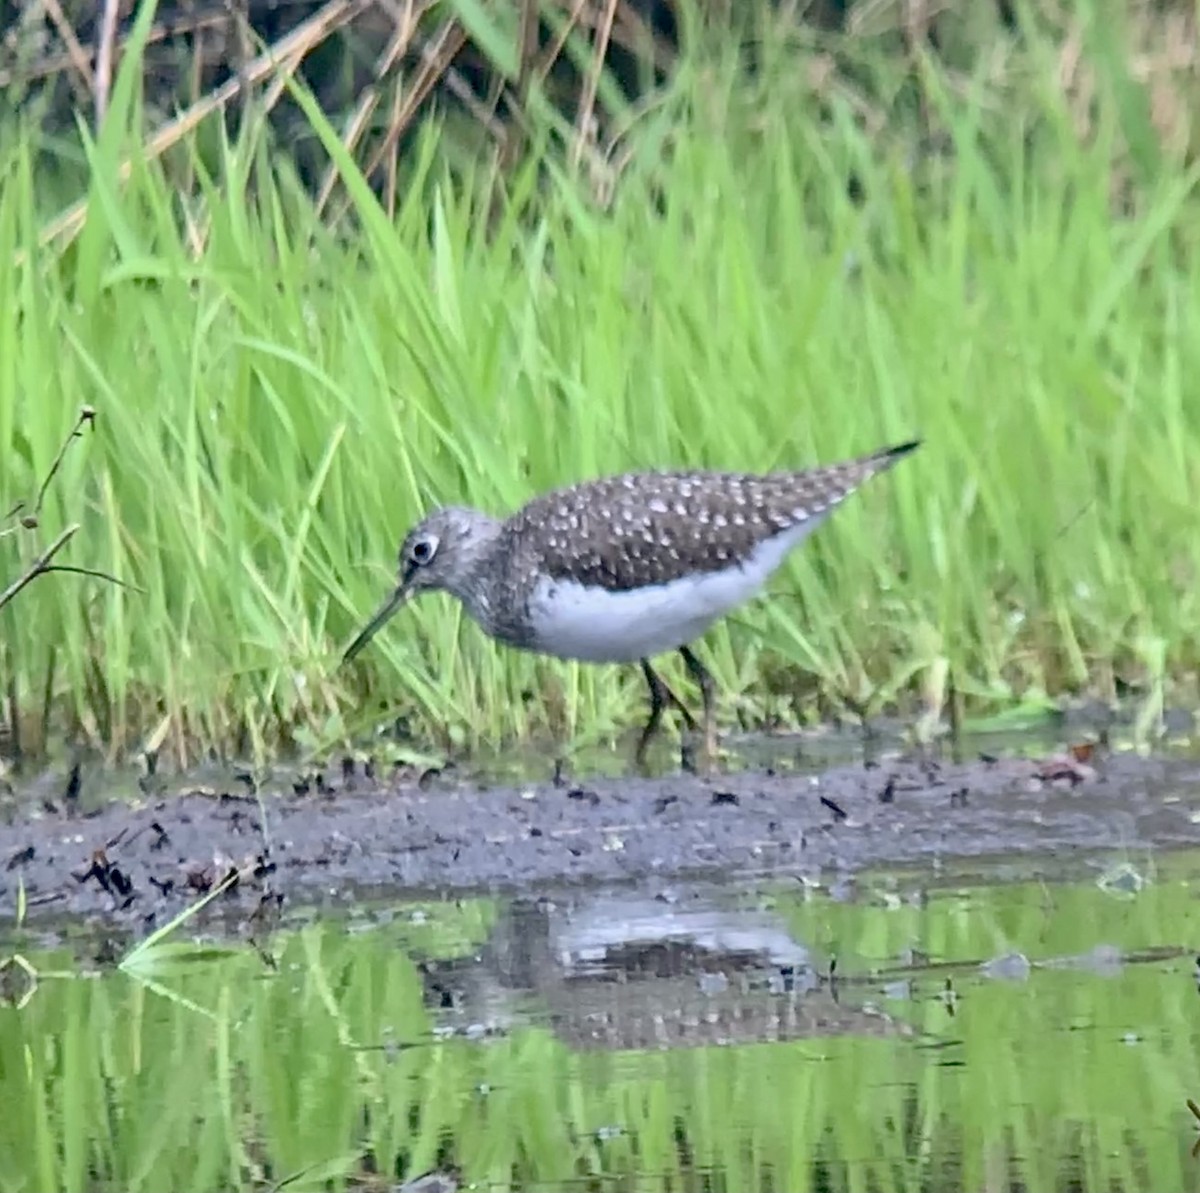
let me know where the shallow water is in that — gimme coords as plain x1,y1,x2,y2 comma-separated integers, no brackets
3,847,1200,1192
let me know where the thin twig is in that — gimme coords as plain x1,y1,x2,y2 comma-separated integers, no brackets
4,405,95,528
385,77,403,217
94,0,122,130
1,407,138,613
612,0,676,77
0,525,79,613
0,533,138,616
534,0,590,90
31,405,96,526
38,566,137,587
0,8,235,88
494,0,542,173
315,0,424,217
570,0,619,176
349,18,466,214
440,58,510,141
38,0,95,101
5,657,20,765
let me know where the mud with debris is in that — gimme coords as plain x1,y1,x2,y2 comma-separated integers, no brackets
1,742,1199,933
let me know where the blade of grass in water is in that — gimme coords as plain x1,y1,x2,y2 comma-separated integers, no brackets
1,868,1198,1190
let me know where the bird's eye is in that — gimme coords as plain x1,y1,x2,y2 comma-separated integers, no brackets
410,536,437,566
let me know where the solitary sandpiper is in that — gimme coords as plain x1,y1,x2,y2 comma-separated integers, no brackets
342,439,919,767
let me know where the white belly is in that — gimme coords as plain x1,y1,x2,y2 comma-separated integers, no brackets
525,520,823,663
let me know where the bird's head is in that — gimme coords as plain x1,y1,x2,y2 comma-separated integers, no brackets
341,506,501,663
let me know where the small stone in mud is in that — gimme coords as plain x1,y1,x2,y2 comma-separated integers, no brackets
249,890,284,921
74,845,139,907
217,790,256,807
225,808,258,835
710,791,739,807
251,853,276,880
417,767,443,791
5,844,33,870
185,866,214,893
93,937,122,967
109,865,134,900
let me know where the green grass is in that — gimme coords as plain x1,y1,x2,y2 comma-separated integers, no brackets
1,860,1198,1192
2,2,1200,765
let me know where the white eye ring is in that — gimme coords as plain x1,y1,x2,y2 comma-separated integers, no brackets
410,534,439,565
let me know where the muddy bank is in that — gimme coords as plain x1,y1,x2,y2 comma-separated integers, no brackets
2,745,1199,931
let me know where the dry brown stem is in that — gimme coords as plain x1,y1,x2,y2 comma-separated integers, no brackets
93,0,122,129
25,0,370,263
314,0,430,216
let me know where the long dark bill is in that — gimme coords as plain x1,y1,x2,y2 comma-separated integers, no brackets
341,586,412,664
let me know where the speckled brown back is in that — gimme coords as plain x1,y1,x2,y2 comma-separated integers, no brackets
503,441,918,592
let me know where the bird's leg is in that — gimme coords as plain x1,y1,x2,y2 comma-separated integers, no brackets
679,645,718,764
637,658,698,769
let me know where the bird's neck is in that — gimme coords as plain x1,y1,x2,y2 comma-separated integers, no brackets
443,520,507,633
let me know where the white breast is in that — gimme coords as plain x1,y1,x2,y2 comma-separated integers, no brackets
525,518,827,664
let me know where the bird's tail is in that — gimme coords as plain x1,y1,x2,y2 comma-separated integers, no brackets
863,439,922,470
799,437,920,511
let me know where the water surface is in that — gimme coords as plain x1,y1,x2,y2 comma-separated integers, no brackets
2,849,1199,1192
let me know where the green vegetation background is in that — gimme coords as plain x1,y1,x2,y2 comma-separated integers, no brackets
2,0,1198,767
